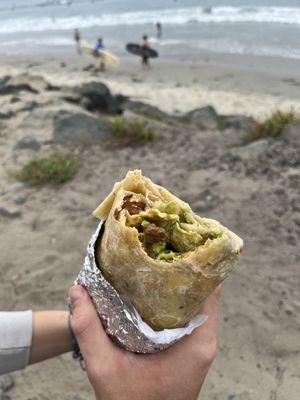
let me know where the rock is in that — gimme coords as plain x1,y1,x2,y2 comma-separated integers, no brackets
227,395,236,400
1,374,14,392
192,191,220,212
219,114,257,132
123,100,170,121
14,135,41,151
185,106,219,130
0,207,22,219
82,64,94,71
71,395,81,400
0,111,11,119
10,96,21,103
230,139,269,159
0,395,11,400
53,110,109,144
76,81,125,114
14,196,27,205
0,73,52,95
63,81,126,114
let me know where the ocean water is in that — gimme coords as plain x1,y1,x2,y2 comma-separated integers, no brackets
0,0,300,60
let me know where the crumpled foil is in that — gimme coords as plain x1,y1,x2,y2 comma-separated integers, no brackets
75,221,207,353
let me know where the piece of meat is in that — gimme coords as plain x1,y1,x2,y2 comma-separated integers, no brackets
144,223,167,245
122,195,146,215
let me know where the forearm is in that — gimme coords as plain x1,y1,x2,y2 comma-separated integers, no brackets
29,311,72,365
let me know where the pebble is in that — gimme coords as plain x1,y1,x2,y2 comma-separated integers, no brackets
14,196,27,205
71,396,81,400
228,394,236,400
0,395,11,400
1,374,14,392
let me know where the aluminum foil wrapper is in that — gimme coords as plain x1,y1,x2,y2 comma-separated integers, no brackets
75,221,207,353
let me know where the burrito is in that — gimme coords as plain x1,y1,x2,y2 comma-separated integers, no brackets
94,170,243,331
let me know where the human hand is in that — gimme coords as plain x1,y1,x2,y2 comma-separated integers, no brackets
68,285,221,400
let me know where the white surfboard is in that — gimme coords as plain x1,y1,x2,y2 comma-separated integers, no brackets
80,43,119,67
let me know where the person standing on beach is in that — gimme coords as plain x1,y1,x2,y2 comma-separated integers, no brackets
73,28,81,54
140,35,150,69
156,22,162,38
94,38,106,72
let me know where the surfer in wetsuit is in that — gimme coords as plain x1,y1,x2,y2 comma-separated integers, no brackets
73,28,81,54
140,35,150,69
94,38,106,72
156,22,162,38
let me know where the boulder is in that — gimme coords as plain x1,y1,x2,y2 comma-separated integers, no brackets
0,73,52,95
52,110,109,144
14,135,41,151
76,82,125,114
185,106,219,130
64,81,126,114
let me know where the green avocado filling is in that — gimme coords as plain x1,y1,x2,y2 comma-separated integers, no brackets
123,199,223,261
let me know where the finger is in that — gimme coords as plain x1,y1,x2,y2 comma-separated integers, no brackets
69,285,114,367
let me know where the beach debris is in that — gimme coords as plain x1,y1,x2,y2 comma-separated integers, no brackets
1,374,14,392
53,110,109,144
14,135,41,151
0,207,22,219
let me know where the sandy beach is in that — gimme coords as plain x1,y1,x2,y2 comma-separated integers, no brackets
2,53,300,118
0,52,300,400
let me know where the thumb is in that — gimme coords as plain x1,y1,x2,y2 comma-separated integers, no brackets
69,285,113,368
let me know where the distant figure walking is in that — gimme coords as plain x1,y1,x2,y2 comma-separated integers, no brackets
156,22,162,38
94,38,106,72
140,35,150,69
73,28,81,54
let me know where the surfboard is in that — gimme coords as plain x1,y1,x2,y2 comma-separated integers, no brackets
80,44,119,67
126,43,159,58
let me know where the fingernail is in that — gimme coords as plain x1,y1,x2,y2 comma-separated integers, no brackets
69,285,85,304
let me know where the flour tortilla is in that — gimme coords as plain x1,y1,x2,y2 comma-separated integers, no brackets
94,170,243,330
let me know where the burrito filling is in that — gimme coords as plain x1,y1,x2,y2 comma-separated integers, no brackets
120,196,223,261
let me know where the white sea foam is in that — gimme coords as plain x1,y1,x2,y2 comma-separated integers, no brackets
0,6,300,34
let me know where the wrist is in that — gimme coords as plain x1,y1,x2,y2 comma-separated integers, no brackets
29,311,72,364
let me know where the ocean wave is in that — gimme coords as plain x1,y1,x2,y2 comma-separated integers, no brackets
0,6,300,34
193,38,300,60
